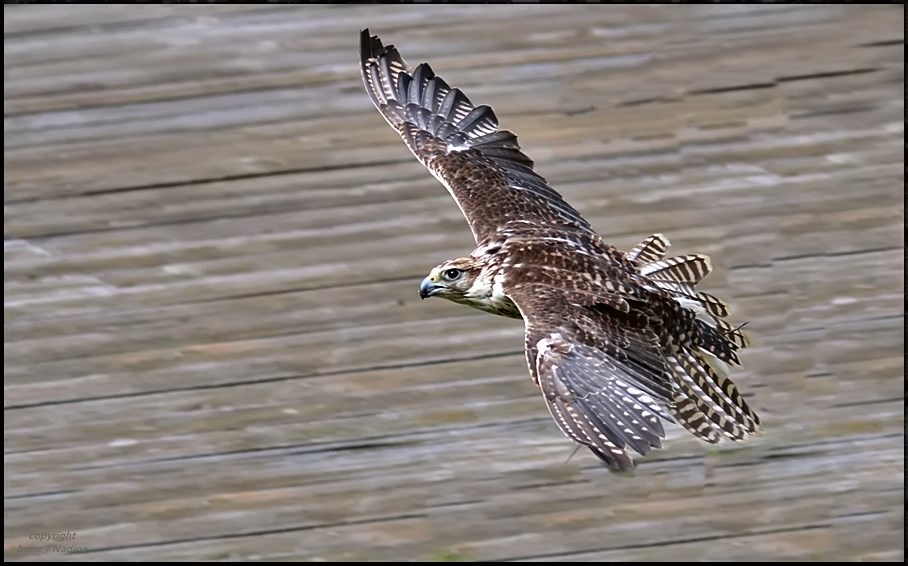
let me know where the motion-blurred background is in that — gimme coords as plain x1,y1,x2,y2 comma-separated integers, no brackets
5,4,904,561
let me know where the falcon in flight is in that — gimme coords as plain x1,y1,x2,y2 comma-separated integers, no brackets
360,29,761,471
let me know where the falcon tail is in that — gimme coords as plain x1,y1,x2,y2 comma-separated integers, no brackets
629,234,761,444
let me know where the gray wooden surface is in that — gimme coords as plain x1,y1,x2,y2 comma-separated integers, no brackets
4,4,904,562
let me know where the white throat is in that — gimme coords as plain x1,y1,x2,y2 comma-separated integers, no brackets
458,267,520,319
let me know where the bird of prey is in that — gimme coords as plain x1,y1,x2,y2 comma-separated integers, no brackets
360,29,761,472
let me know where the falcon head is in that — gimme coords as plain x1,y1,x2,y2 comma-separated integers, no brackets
418,257,485,302
418,256,521,319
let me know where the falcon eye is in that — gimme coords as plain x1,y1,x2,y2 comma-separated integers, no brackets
443,268,462,280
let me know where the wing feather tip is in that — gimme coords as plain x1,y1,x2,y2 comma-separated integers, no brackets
589,445,637,474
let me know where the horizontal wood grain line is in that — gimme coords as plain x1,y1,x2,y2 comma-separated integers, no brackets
510,523,831,561
3,158,413,206
70,512,427,556
3,349,524,411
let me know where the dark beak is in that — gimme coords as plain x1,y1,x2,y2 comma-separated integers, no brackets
419,277,440,300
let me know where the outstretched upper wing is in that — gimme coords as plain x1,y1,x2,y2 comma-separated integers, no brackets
360,29,596,245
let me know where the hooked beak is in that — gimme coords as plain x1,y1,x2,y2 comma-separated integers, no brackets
419,277,441,300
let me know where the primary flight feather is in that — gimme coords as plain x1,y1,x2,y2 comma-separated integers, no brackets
360,29,761,472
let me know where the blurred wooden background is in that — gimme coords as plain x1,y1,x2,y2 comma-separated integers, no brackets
4,4,904,562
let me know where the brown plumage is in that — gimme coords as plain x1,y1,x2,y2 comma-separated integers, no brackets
361,29,762,472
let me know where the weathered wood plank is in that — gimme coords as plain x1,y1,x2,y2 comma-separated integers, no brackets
4,4,904,563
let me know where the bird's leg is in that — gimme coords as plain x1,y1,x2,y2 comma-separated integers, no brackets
562,444,583,466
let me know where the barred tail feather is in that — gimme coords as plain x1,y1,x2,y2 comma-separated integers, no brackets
640,254,713,285
697,348,762,434
632,243,761,443
627,233,671,265
667,354,746,442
